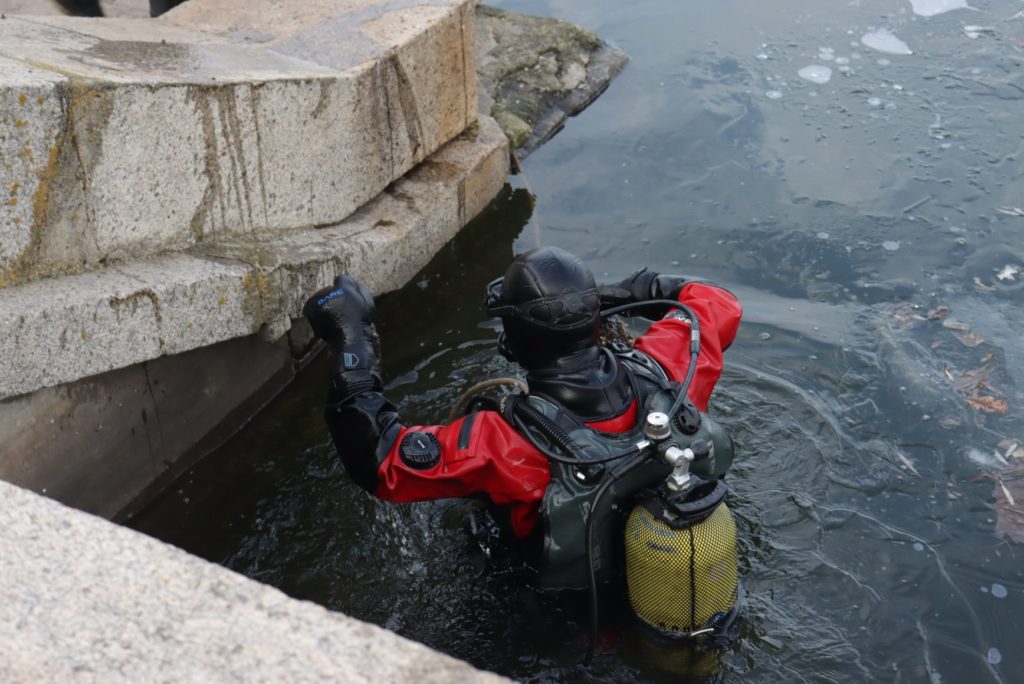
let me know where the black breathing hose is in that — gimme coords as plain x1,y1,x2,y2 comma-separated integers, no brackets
600,298,701,422
510,399,641,466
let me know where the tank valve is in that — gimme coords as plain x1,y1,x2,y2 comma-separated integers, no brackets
644,412,671,442
663,445,695,491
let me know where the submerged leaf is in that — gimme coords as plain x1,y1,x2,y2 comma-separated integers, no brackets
973,277,996,291
995,474,1024,544
954,330,985,348
895,449,922,478
967,396,1009,414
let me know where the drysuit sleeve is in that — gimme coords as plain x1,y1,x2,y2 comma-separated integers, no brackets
633,282,742,412
377,411,550,538
325,396,550,538
305,275,552,538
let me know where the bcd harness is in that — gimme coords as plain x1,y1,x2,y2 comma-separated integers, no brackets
504,343,735,590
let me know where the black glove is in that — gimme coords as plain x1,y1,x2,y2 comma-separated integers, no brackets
597,268,688,317
303,275,381,400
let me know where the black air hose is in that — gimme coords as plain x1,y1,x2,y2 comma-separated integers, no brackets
509,398,640,466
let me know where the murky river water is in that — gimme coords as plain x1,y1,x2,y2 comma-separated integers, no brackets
131,0,1024,680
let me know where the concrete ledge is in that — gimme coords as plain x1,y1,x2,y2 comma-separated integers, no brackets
0,0,477,282
0,479,507,683
0,114,508,400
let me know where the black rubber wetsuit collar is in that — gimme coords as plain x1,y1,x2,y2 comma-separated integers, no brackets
524,347,633,423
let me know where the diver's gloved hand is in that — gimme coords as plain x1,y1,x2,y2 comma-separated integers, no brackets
597,268,688,316
303,275,381,400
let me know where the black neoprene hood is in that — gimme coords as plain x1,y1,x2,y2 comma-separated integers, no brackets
487,247,602,369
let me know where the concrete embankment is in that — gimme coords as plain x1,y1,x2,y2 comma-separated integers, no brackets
0,0,510,679
0,0,507,513
0,0,627,680
0,478,508,682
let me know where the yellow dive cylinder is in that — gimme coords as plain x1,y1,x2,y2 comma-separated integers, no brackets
624,479,739,636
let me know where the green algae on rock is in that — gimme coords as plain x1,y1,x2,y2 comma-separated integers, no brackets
475,5,628,157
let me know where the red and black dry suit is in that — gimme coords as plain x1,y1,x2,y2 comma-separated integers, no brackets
323,282,742,540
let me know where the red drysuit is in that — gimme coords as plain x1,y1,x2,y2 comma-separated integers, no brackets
369,283,742,538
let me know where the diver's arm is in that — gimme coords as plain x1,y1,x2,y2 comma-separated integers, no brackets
372,411,550,538
596,268,692,318
304,277,550,537
633,282,742,411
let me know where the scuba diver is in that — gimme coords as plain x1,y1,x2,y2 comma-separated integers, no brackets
303,246,744,652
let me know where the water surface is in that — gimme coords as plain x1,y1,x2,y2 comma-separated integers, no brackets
132,0,1024,681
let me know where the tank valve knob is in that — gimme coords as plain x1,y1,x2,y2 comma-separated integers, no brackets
644,412,671,441
690,439,712,462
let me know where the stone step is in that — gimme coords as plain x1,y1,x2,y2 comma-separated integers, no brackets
0,0,477,285
0,479,508,683
0,114,507,400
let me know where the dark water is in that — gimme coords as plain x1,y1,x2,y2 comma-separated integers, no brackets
131,0,1024,681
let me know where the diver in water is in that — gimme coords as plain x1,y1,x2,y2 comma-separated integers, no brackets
303,246,744,645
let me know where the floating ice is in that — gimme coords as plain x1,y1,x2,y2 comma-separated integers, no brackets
913,542,924,551
987,648,1002,665
909,0,973,17
798,65,833,84
756,53,770,60
835,56,851,65
882,240,900,251
996,264,1019,282
868,96,883,107
765,90,784,99
878,58,892,66
964,25,995,39
862,29,913,55
991,583,1008,598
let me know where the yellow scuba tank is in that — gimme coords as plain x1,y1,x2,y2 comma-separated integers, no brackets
625,478,739,636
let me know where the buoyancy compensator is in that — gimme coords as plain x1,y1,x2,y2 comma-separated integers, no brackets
497,298,742,657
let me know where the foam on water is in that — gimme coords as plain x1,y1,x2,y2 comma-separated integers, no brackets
862,29,913,55
798,65,833,84
908,0,973,17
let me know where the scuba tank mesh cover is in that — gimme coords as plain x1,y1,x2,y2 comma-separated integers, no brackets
625,480,739,635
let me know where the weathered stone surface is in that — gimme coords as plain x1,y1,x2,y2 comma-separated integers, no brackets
0,332,299,519
0,58,67,287
475,4,628,157
0,479,508,683
0,0,478,283
0,115,508,399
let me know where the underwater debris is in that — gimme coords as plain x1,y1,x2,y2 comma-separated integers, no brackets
895,449,923,477
995,465,1024,543
995,264,1019,282
953,330,985,348
966,396,1008,414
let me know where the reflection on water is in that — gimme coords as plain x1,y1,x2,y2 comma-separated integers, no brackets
131,0,1023,681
